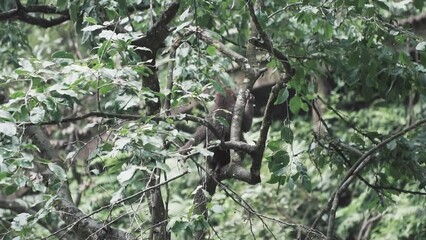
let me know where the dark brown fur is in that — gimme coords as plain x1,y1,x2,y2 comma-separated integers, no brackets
180,88,254,194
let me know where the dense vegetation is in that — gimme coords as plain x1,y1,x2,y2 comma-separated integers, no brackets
0,0,425,239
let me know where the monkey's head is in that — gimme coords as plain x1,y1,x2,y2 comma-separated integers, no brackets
214,88,236,109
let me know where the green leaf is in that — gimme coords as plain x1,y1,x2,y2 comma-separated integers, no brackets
216,116,230,128
52,51,74,59
84,17,97,24
167,217,189,232
32,182,47,193
287,177,295,190
174,21,191,33
280,126,293,144
416,42,426,51
266,175,280,184
69,1,79,23
110,187,124,204
117,165,138,185
267,140,282,152
196,146,214,157
386,140,397,151
117,0,128,15
29,107,45,124
57,0,67,11
81,25,105,32
48,163,67,181
206,45,217,56
15,68,31,76
300,102,309,112
0,110,13,121
289,95,302,114
0,123,17,137
374,0,389,11
413,0,424,10
156,161,171,172
179,8,191,21
274,88,289,105
267,59,277,68
269,150,290,176
11,213,31,231
324,22,333,40
98,41,112,58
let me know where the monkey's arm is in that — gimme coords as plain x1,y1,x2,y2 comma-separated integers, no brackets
179,125,207,154
242,93,255,132
179,89,235,155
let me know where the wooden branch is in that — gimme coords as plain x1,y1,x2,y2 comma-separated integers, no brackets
242,1,296,182
188,8,295,185
25,126,132,239
0,197,68,238
133,0,180,116
0,2,150,28
0,1,70,27
45,171,188,239
19,111,222,144
133,1,180,52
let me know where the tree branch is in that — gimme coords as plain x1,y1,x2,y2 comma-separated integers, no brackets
0,2,151,28
24,126,132,240
0,1,70,28
44,171,188,239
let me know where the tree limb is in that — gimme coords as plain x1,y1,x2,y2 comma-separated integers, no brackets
0,1,70,28
25,126,133,240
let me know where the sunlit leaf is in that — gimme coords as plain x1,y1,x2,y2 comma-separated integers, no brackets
206,45,216,56
275,88,289,105
81,25,105,32
52,51,74,59
0,123,17,137
48,163,67,181
289,95,302,114
117,165,138,185
29,107,45,124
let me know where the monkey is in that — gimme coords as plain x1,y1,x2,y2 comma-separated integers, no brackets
180,88,235,152
242,90,255,133
179,88,255,194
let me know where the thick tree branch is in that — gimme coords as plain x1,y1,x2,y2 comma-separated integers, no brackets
189,10,295,185
45,171,188,239
0,197,67,238
240,1,295,183
133,1,180,52
25,5,68,14
114,4,180,237
250,75,288,181
24,126,132,240
133,0,180,117
0,197,30,214
0,1,151,28
19,112,221,143
0,1,70,27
